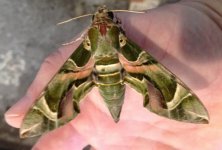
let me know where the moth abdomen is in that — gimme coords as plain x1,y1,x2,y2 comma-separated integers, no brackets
99,83,125,122
93,60,125,122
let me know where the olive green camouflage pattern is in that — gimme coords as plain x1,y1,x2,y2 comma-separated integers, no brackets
20,6,209,138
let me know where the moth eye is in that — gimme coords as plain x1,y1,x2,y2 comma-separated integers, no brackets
119,34,126,47
107,11,114,19
84,37,91,50
92,15,95,21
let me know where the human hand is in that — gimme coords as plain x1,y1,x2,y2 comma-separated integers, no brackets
5,0,222,149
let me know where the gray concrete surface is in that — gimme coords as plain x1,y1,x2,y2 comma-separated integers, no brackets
0,0,179,149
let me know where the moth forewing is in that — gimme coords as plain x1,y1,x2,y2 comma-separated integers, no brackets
118,37,209,123
20,5,209,138
20,43,94,138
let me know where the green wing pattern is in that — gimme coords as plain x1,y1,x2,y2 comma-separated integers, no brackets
20,44,95,138
19,6,209,139
120,39,209,124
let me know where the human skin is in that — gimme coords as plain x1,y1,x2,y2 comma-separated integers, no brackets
4,0,222,149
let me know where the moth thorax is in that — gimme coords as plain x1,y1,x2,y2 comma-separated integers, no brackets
95,63,122,74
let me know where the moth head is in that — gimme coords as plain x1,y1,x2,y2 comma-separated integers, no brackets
119,33,127,47
92,5,113,21
97,5,108,14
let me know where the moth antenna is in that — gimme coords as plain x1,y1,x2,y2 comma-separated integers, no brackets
62,29,88,46
57,14,93,25
62,39,80,46
111,10,145,14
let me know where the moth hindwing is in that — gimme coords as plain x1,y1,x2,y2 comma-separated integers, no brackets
20,6,209,138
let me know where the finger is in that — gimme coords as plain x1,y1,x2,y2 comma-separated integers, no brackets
5,37,83,128
117,5,181,60
33,123,89,150
69,88,177,149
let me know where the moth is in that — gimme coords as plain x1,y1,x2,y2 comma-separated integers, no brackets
20,6,209,138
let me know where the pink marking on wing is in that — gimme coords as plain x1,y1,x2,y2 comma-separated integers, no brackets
61,57,94,80
118,53,157,73
67,68,93,80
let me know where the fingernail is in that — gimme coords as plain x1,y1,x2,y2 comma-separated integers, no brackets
5,112,20,117
4,95,31,128
4,111,21,128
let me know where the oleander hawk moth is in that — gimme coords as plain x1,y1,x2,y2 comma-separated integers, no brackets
20,6,209,138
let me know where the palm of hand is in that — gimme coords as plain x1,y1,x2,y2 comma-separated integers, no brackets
5,2,222,150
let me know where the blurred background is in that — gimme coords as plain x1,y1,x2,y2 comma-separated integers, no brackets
0,0,178,149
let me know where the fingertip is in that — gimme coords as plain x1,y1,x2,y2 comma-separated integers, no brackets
4,95,31,128
33,124,89,150
4,113,23,128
